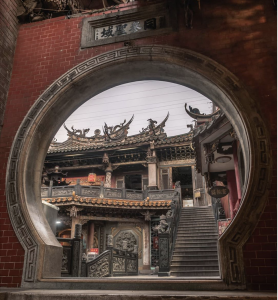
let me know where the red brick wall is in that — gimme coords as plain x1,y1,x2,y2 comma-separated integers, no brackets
0,0,19,136
0,0,276,289
0,0,25,288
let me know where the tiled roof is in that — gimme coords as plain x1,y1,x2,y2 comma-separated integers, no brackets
192,112,226,138
42,196,171,209
48,132,192,154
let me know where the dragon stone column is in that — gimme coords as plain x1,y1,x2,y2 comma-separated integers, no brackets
104,165,113,188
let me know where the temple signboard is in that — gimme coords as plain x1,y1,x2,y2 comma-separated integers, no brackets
208,186,229,198
95,18,161,41
81,2,176,48
88,173,96,183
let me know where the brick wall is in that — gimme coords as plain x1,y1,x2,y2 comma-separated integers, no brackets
0,0,276,289
0,0,19,136
0,0,25,288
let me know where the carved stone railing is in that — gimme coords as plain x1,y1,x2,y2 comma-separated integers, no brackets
41,181,175,201
86,247,138,277
157,183,182,276
57,224,82,277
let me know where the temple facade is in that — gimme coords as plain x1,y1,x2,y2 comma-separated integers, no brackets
41,112,197,273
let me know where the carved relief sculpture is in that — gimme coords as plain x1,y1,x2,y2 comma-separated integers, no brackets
115,231,137,252
88,254,110,277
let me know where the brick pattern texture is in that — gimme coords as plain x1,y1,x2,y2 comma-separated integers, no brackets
0,0,276,289
0,0,19,136
0,0,24,288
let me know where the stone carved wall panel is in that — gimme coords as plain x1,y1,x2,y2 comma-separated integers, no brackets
6,46,272,287
115,230,137,253
126,192,143,200
52,188,74,196
88,252,110,277
126,259,137,273
81,188,100,197
113,257,125,272
159,237,169,269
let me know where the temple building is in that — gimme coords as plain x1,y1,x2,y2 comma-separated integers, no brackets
41,112,196,273
185,104,245,234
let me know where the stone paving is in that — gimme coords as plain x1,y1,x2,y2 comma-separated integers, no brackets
0,289,276,300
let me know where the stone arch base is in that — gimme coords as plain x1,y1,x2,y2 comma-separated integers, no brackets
6,46,271,288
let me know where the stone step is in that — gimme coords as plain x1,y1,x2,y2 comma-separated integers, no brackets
170,265,219,271
175,242,218,247
180,213,214,216
171,207,219,278
177,226,217,230
178,219,216,223
180,213,213,216
177,223,216,228
177,229,218,234
174,246,218,251
176,234,218,238
172,254,219,260
173,250,218,256
175,237,218,241
171,259,219,265
170,270,220,277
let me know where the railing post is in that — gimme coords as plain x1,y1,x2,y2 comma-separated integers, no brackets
106,234,113,276
71,224,82,277
75,179,81,196
122,187,126,199
100,182,104,198
48,180,53,197
143,185,148,199
158,232,170,276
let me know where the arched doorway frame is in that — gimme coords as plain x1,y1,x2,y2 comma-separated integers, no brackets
6,46,271,288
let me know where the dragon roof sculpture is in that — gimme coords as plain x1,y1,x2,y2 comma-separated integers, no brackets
48,113,177,153
63,115,134,143
185,103,221,120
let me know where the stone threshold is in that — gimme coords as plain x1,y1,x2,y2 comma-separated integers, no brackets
15,277,239,291
0,289,276,300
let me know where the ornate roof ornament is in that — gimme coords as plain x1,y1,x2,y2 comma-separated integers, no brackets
103,115,134,141
140,112,169,136
185,103,221,120
63,115,134,143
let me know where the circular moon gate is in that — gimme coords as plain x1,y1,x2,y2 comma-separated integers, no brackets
6,46,271,288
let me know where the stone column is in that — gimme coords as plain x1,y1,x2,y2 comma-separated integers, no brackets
147,151,158,190
142,222,150,269
87,222,94,251
104,164,113,188
71,217,79,238
72,224,82,277
191,165,196,199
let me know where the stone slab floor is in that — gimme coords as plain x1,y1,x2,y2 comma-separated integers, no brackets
0,289,276,300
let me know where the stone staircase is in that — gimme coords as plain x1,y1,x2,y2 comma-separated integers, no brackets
170,207,220,277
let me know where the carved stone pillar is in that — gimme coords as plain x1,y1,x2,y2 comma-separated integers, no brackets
71,217,79,238
104,164,113,188
158,233,170,276
72,224,82,277
147,150,158,190
67,206,82,238
142,222,150,269
87,222,94,251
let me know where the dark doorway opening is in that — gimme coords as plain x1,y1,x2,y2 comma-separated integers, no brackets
172,167,193,198
125,174,142,190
